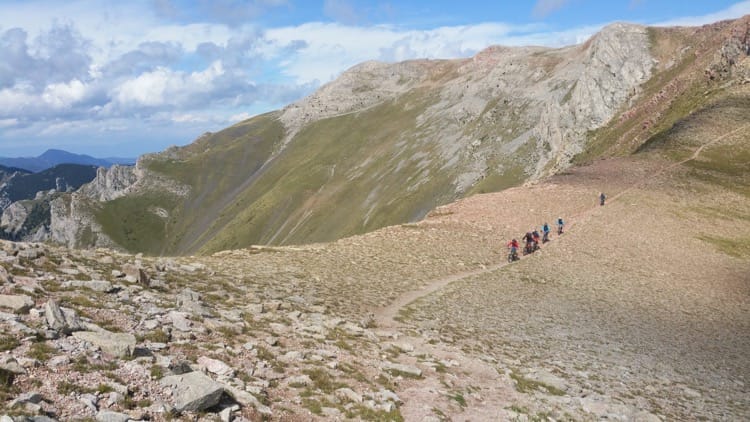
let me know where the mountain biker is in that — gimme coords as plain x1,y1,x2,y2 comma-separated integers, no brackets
531,229,541,249
600,192,606,206
522,231,534,254
557,217,564,234
542,222,550,242
507,238,519,261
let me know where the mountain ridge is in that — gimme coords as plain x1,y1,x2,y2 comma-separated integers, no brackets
0,149,134,173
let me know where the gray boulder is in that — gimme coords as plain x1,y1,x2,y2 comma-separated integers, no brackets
44,300,83,333
72,330,136,358
160,371,224,413
121,263,149,285
62,280,115,293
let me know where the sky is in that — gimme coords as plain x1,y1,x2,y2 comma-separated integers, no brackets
0,1,749,158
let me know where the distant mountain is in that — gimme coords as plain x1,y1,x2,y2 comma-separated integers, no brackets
0,149,134,172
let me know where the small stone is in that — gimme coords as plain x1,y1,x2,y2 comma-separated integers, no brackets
219,404,240,422
47,355,70,367
335,387,362,403
80,393,99,411
286,375,313,386
197,356,235,377
382,362,422,377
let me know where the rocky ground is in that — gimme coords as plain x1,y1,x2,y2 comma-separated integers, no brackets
1,129,749,421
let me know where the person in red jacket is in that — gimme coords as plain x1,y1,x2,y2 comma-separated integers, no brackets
507,238,520,261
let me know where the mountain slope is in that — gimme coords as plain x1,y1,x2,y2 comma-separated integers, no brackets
43,16,750,255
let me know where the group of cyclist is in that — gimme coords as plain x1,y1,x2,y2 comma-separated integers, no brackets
506,193,605,262
506,217,564,262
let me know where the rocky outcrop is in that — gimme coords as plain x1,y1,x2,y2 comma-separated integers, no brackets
77,165,139,202
1,202,29,237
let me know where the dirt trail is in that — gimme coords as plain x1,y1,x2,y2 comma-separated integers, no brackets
374,123,750,327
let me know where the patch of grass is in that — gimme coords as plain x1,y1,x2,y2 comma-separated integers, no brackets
375,374,395,390
58,380,95,395
72,356,118,373
697,235,750,258
302,368,347,394
215,325,240,338
508,404,529,414
346,405,404,421
0,335,20,352
150,365,165,379
28,341,57,361
141,329,170,343
61,295,97,308
509,371,566,396
449,392,467,407
302,397,325,415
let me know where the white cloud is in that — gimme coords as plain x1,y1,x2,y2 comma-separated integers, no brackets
113,60,226,108
263,21,588,84
42,79,88,109
229,112,252,122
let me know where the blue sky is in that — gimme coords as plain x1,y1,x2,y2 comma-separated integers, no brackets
0,0,748,158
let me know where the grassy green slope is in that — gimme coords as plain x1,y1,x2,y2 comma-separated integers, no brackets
95,112,284,255
198,91,462,253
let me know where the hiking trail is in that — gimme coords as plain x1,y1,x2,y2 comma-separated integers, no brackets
373,123,750,327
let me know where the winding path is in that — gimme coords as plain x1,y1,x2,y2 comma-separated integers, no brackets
374,123,750,327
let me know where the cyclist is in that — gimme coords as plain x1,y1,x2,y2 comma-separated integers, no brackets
541,222,551,242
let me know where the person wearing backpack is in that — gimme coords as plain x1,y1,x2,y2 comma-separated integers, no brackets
541,222,551,242
557,217,564,234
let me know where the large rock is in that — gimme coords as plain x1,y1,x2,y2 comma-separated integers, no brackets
122,263,150,285
72,330,136,358
160,371,225,413
0,294,34,314
381,362,422,377
0,356,26,375
45,300,84,333
62,280,115,293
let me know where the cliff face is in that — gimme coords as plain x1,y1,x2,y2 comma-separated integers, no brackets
26,17,750,254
